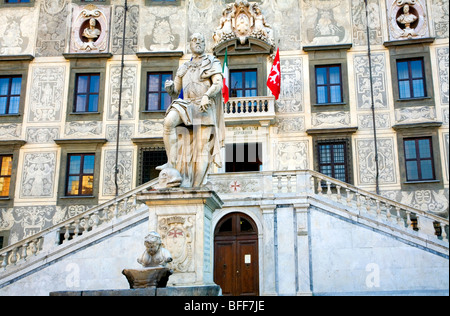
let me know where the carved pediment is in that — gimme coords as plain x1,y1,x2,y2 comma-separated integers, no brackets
213,0,274,50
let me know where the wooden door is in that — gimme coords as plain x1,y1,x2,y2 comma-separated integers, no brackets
214,213,259,296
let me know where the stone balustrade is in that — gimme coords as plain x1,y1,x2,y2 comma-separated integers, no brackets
0,179,158,272
223,96,276,124
1,170,448,274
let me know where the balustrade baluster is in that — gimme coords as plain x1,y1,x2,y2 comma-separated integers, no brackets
406,211,412,230
287,175,292,193
277,176,282,193
21,243,28,262
441,223,447,240
356,193,361,210
317,180,323,195
64,225,70,242
92,211,100,229
336,185,342,202
114,202,119,219
345,189,351,206
376,200,381,218
83,215,90,234
365,196,371,214
73,219,80,238
326,182,332,199
1,252,8,270
396,207,403,226
385,203,392,221
30,239,38,256
10,248,17,265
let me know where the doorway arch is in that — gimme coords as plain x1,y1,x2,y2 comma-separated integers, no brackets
214,212,259,296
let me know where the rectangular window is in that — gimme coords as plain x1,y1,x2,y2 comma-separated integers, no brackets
5,0,30,3
0,155,12,197
318,142,348,183
66,154,95,196
147,72,172,111
230,70,258,98
226,143,262,172
403,137,435,181
0,76,22,115
315,65,343,104
140,149,167,184
74,74,100,113
397,58,426,99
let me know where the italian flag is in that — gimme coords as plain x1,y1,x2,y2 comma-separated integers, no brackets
222,48,229,104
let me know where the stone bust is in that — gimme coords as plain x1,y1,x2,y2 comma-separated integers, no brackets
82,18,101,43
397,4,418,37
137,232,173,268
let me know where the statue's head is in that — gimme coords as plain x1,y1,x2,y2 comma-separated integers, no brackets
144,231,162,255
190,33,205,55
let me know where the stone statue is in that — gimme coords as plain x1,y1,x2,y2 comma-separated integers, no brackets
122,232,173,289
81,18,101,50
397,4,418,38
137,232,173,268
156,33,225,188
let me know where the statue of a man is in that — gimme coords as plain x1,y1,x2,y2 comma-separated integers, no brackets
157,33,225,188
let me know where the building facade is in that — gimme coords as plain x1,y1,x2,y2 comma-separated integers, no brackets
0,0,448,296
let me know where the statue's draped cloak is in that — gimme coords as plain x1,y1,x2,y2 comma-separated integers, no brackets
166,54,225,186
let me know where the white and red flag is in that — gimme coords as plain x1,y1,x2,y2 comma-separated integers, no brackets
267,48,281,100
222,48,230,104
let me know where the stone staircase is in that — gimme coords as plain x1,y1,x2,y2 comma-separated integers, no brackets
0,170,448,291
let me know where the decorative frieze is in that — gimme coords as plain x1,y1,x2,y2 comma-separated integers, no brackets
276,141,309,171
35,0,69,57
65,121,102,137
102,150,133,196
0,124,21,140
302,0,351,45
312,111,350,128
0,7,35,55
431,0,449,39
394,106,436,123
356,138,397,185
277,58,304,114
357,113,391,130
141,4,184,52
20,152,57,198
28,66,66,122
354,53,388,110
107,65,137,121
436,47,449,105
111,5,139,54
26,127,59,144
351,0,383,46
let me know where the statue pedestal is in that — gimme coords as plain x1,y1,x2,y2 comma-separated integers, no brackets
138,189,223,287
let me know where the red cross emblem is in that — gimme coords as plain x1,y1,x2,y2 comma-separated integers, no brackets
168,229,183,238
230,180,241,192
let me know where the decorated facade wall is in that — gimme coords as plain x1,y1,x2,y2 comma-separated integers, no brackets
0,0,448,245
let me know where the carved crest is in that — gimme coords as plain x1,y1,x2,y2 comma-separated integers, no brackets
158,215,194,273
213,0,274,48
